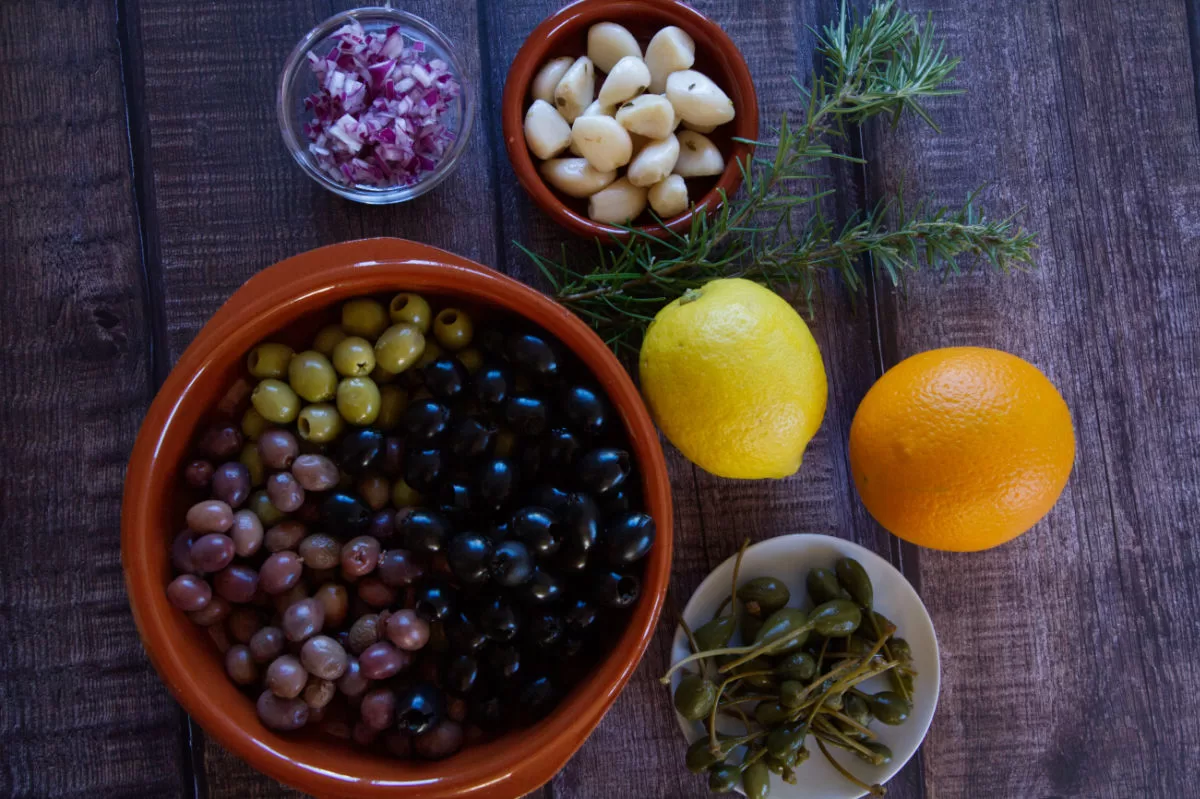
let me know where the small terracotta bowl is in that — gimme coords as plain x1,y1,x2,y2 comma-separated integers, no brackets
121,239,673,798
502,0,759,240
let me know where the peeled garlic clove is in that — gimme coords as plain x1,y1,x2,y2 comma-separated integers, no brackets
666,70,735,128
645,26,696,93
615,94,676,140
597,56,651,106
627,134,680,188
570,115,633,172
648,174,689,218
540,158,618,198
553,56,595,123
524,100,572,160
532,57,574,105
674,130,725,177
570,101,613,155
588,177,648,225
683,119,718,134
587,22,642,74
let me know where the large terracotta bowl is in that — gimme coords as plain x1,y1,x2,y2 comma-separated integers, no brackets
121,239,673,798
502,0,759,240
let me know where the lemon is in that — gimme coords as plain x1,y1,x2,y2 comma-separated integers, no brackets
638,278,827,479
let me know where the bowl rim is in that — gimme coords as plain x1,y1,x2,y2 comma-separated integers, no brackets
277,7,477,205
501,0,760,240
121,238,673,798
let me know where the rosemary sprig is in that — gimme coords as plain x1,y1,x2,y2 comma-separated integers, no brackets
520,1,1037,355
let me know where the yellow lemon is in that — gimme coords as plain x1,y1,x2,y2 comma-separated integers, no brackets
638,278,827,479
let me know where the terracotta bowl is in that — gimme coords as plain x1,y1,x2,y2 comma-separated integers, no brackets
121,239,673,798
502,0,759,240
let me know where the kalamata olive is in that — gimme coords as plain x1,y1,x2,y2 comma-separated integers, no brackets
577,448,630,495
519,675,557,722
509,507,559,557
402,400,451,442
337,428,385,475
266,472,305,513
414,578,457,622
230,509,264,557
213,565,259,604
359,641,411,680
303,677,337,710
189,596,231,626
167,574,211,612
521,569,563,605
298,533,340,570
507,333,559,377
447,533,493,584
562,386,607,435
187,500,234,534
528,485,570,517
445,611,488,654
258,429,298,469
385,730,413,758
321,492,371,536
225,644,258,685
474,459,518,510
352,719,379,746
266,654,308,698
594,570,641,609
190,533,235,572
356,577,398,608
346,614,381,654
526,612,564,649
447,417,496,461
382,436,404,476
264,520,307,552
437,481,472,517
415,719,464,760
605,512,656,565
423,357,468,400
282,598,325,642
260,551,303,594
249,626,285,663
485,645,521,680
357,474,390,511
271,582,309,615
377,549,424,587
171,530,197,573
504,395,549,435
227,606,263,643
184,459,214,487
200,423,243,460
477,595,519,642
337,657,370,697
403,448,443,491
543,428,582,468
471,694,504,729
397,509,452,554
395,682,446,736
489,540,533,587
300,635,349,680
564,598,598,632
341,535,381,578
256,689,309,731
291,454,339,491
558,493,599,571
211,462,251,508
472,360,512,406
386,609,431,651
368,509,395,541
361,687,397,731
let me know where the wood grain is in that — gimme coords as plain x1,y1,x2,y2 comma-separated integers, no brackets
0,1,188,797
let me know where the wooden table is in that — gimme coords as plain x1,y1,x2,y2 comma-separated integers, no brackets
4,0,1199,796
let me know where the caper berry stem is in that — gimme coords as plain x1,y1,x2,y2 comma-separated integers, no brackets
661,643,764,682
708,671,773,754
819,707,877,740
715,621,818,674
679,614,702,657
813,718,883,762
816,636,829,673
716,693,778,708
729,538,749,617
815,737,887,797
867,612,912,703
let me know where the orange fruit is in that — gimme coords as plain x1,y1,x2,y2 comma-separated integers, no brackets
849,347,1074,551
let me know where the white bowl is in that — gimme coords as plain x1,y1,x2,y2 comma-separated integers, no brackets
669,534,940,799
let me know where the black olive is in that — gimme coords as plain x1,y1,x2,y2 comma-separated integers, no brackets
337,429,385,475
446,533,493,584
414,578,457,622
559,493,599,571
395,682,445,736
404,447,443,491
447,417,496,461
563,598,598,632
471,694,505,729
382,436,404,477
402,400,452,442
446,654,479,695
528,485,570,518
485,644,522,680
472,360,512,407
561,635,586,658
557,544,590,573
477,327,506,356
526,612,564,649
605,512,656,566
510,507,559,557
507,333,559,377
504,395,549,435
601,487,635,516
474,458,518,510
488,520,511,541
477,595,520,642
522,568,563,605
445,611,488,654
519,675,556,721
397,509,452,554
543,427,582,468
594,570,641,609
577,448,630,495
320,492,371,536
489,540,533,586
517,444,543,481
562,386,606,435
423,357,468,400
437,480,473,516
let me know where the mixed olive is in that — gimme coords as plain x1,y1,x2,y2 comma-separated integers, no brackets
167,293,655,760
664,547,916,798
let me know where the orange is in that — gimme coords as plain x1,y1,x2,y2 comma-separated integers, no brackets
848,347,1075,551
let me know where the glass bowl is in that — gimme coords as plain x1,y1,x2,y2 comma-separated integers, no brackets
277,7,475,205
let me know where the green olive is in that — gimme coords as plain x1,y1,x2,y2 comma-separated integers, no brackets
341,298,388,339
806,567,850,605
247,342,294,379
835,557,874,609
332,336,376,377
736,576,791,617
312,324,348,356
376,385,408,431
742,760,770,799
694,614,736,652
457,347,484,374
779,680,805,709
288,350,337,402
251,379,300,424
370,364,399,385
416,342,442,369
433,308,473,351
754,607,809,654
754,700,790,728
297,403,344,443
707,764,739,793
775,651,816,682
388,292,432,333
673,673,718,721
808,599,861,638
337,376,381,426
241,407,268,441
248,489,286,526
375,324,425,373
864,690,910,725
766,723,806,760
391,479,423,507
239,442,265,487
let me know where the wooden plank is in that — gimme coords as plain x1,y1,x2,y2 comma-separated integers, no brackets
0,1,190,797
861,0,1200,796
